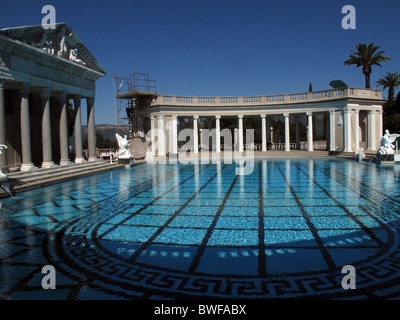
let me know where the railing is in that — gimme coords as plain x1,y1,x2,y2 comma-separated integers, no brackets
155,87,382,106
179,141,327,152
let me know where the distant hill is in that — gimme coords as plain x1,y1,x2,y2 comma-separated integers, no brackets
82,124,129,141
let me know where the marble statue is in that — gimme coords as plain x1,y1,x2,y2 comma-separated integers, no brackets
145,149,154,164
69,48,85,65
0,144,7,181
0,144,13,197
377,130,400,155
115,133,133,159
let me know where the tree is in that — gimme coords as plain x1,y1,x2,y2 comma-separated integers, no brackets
376,72,400,102
83,132,117,149
344,43,391,88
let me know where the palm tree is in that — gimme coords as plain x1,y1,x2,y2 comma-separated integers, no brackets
376,72,400,101
344,43,391,88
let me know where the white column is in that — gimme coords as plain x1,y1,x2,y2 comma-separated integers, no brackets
284,113,290,152
40,87,55,168
343,109,352,152
238,115,244,152
377,109,383,142
171,115,178,154
150,115,155,153
307,112,313,152
329,110,336,152
193,115,199,154
354,109,360,152
158,115,166,156
367,110,376,151
215,115,221,153
295,115,300,150
261,114,266,151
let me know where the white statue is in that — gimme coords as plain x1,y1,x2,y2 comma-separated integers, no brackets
355,148,365,162
377,130,400,155
0,144,7,181
69,48,85,65
145,149,154,164
115,133,133,159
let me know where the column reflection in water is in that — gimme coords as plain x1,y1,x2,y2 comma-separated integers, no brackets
216,161,222,197
330,161,337,198
285,160,291,195
194,160,200,193
173,163,180,195
308,159,314,193
262,160,268,195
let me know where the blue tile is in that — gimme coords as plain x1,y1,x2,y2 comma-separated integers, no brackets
153,228,208,245
264,230,317,246
101,225,158,243
264,216,308,229
168,216,214,228
208,229,258,246
124,214,171,227
216,216,259,229
220,206,259,216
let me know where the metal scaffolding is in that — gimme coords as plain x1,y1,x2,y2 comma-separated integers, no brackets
114,72,157,137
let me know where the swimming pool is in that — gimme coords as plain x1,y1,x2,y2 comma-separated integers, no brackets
1,157,400,299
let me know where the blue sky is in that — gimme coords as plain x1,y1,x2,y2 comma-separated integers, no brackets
1,0,399,124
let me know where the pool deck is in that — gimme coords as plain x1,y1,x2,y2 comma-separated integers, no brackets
0,161,125,198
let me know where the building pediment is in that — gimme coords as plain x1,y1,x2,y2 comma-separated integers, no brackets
0,23,106,75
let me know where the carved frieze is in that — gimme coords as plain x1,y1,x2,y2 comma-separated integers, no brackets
2,25,87,67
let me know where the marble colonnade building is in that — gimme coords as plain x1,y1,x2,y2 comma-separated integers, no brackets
0,23,106,171
129,88,385,157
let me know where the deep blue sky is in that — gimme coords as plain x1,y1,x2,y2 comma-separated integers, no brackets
1,0,399,124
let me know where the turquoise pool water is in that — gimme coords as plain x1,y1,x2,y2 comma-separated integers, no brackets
1,157,400,299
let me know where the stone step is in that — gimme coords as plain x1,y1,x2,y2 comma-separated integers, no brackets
7,161,110,181
0,161,123,197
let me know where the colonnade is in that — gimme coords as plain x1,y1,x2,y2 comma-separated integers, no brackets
0,78,97,171
150,112,318,156
148,107,382,157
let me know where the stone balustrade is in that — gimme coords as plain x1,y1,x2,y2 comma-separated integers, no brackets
155,87,381,106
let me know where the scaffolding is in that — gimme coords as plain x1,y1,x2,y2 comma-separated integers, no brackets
114,72,157,138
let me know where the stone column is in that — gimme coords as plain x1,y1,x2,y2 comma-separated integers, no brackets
157,115,165,156
74,95,84,163
58,92,71,165
19,83,36,171
329,110,336,151
377,109,383,142
171,115,178,154
215,115,221,153
343,109,352,152
354,109,360,152
149,115,155,153
284,113,290,152
295,115,300,150
40,87,55,168
0,78,7,171
193,115,199,154
307,112,313,152
238,115,243,152
367,110,376,151
261,114,266,151
86,97,97,161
